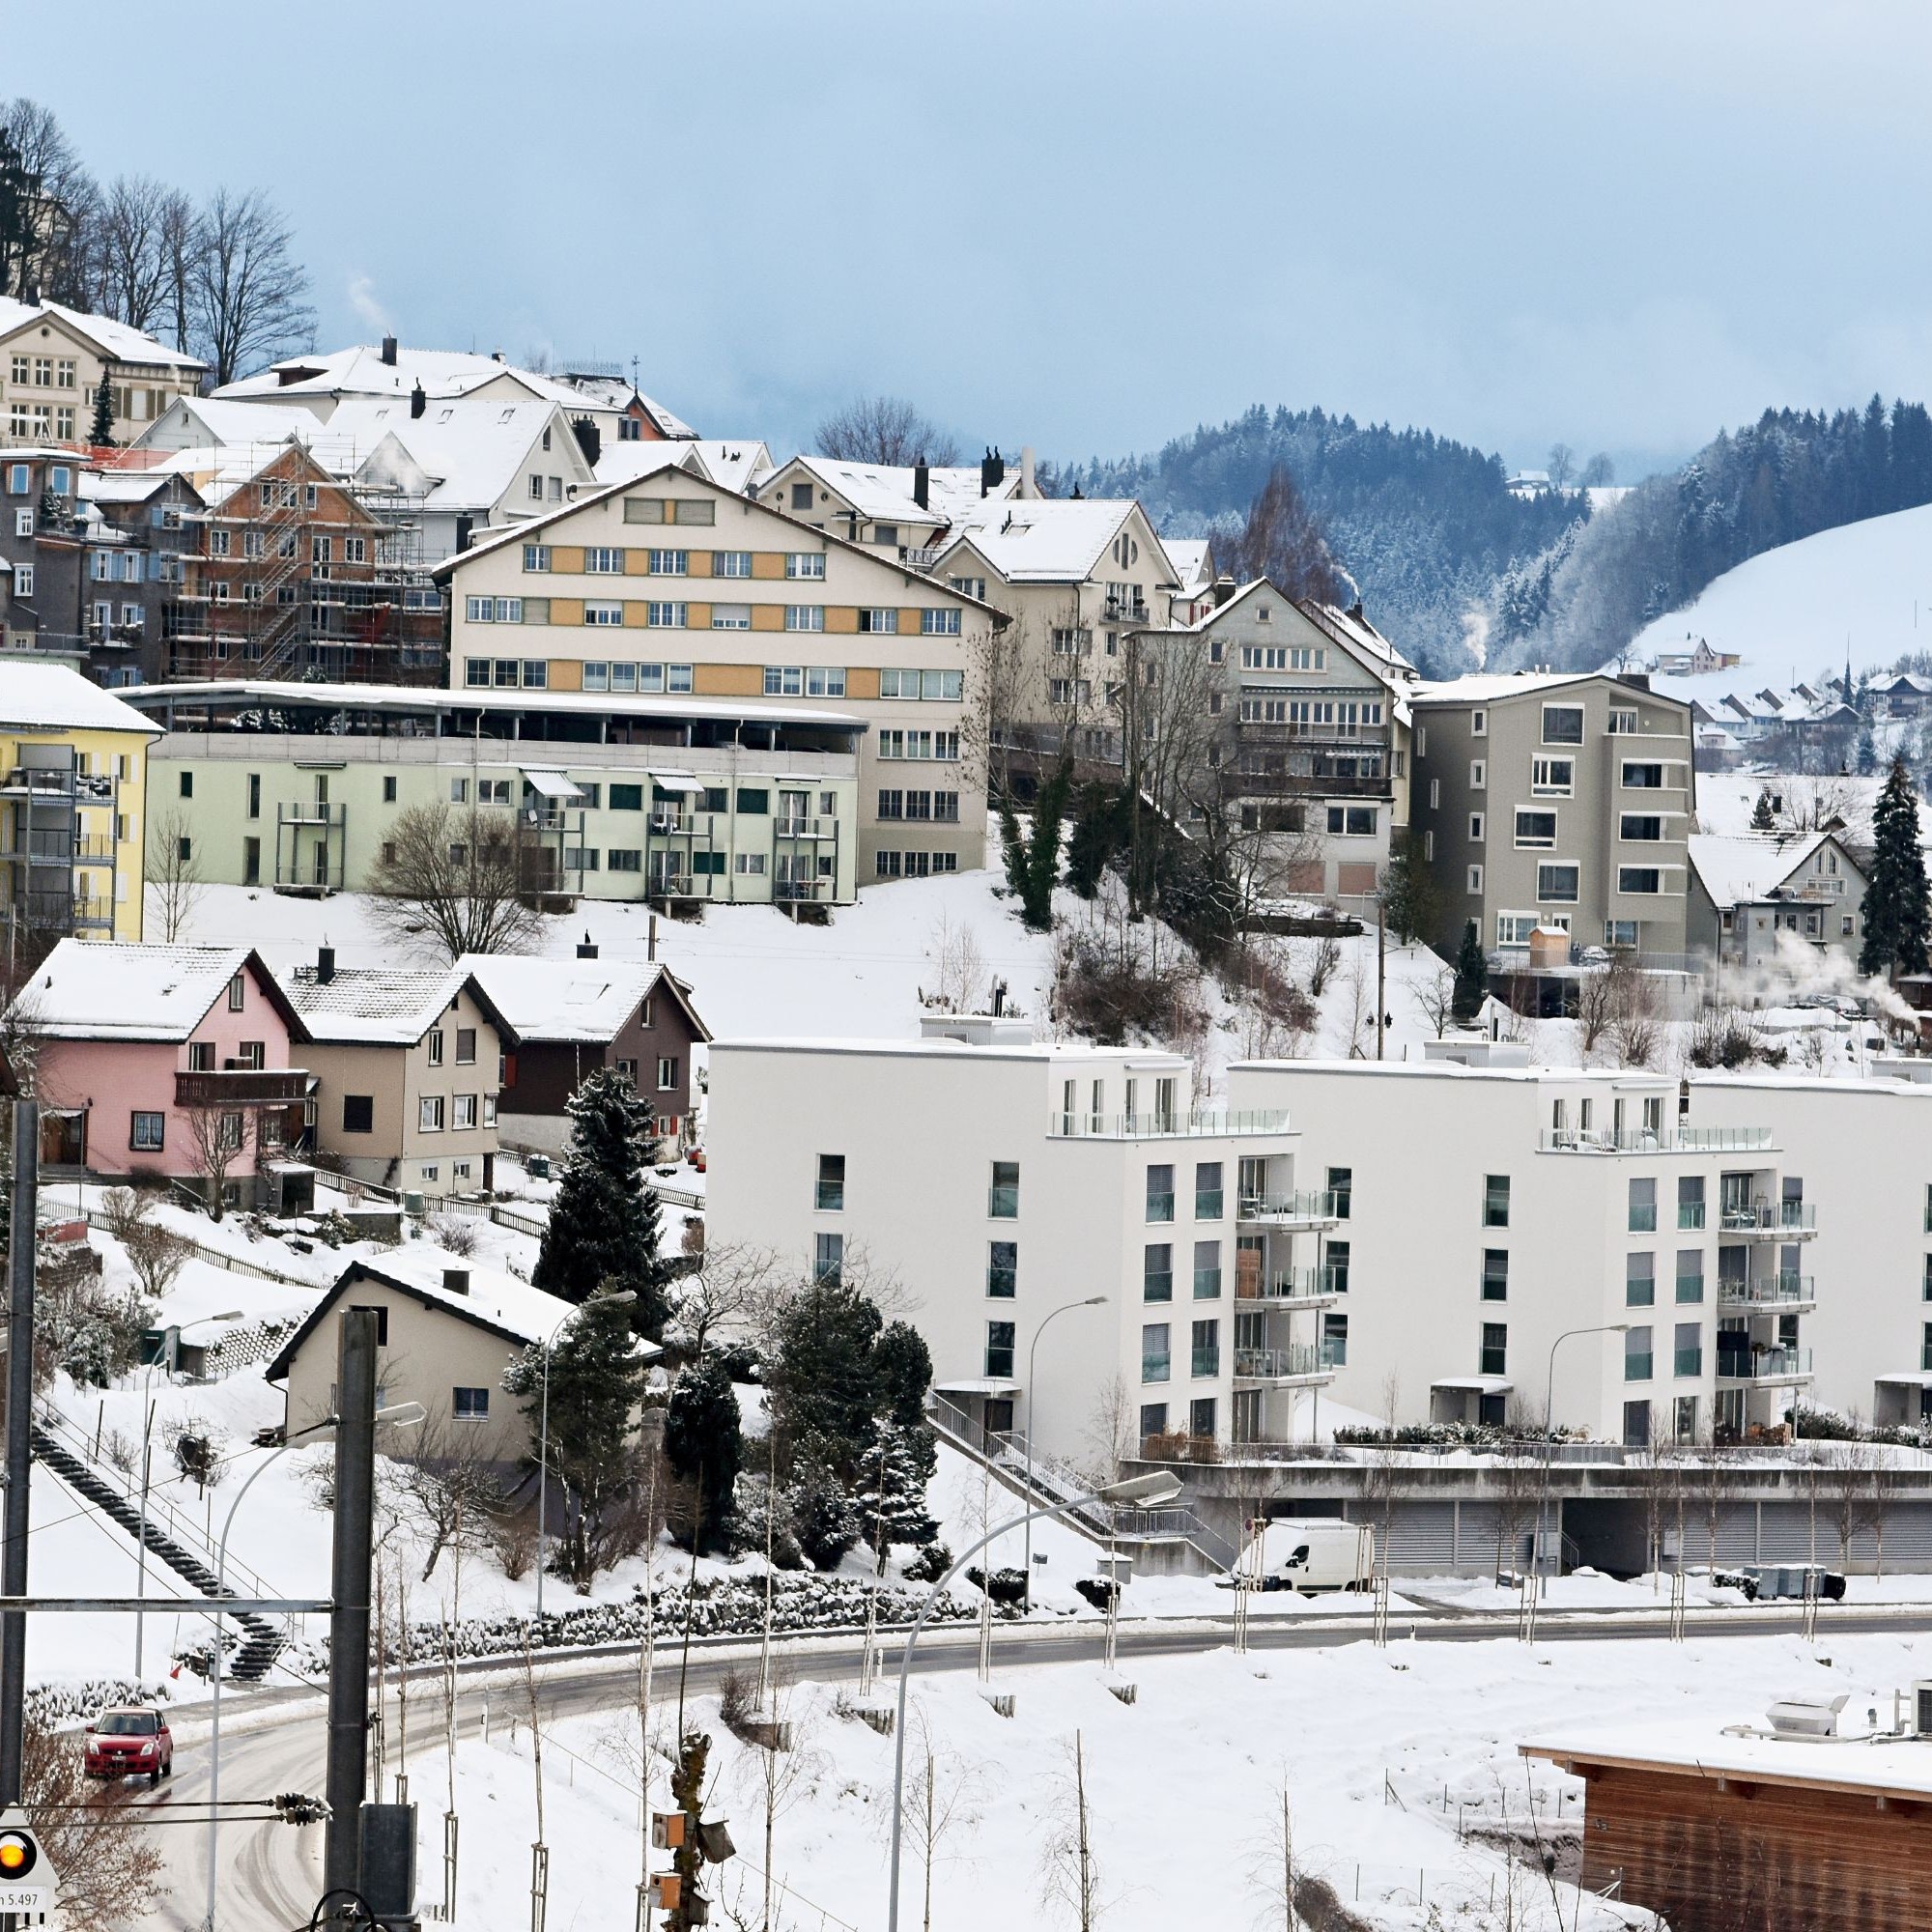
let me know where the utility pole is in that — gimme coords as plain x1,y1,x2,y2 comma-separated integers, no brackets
1376,899,1386,1061
0,1098,38,1806
323,1307,379,1901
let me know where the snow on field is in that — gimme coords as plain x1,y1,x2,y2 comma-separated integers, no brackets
430,1626,1932,1932
1631,501,1932,696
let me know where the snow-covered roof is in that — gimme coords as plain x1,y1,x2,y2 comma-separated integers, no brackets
455,954,708,1046
0,296,206,372
942,497,1145,582
1162,537,1213,590
78,467,192,506
335,396,588,513
276,962,472,1045
551,372,695,439
594,439,776,496
21,942,289,1042
1687,832,1854,907
777,456,1006,527
132,396,331,451
1412,669,1606,705
0,662,160,735
1523,1723,1932,1801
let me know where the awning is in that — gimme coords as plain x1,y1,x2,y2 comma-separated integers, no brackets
934,1378,1021,1397
1876,1372,1932,1387
522,768,584,802
648,771,705,794
1431,1376,1514,1394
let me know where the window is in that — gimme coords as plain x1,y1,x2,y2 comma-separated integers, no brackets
985,1319,1015,1378
342,1094,375,1134
1144,1243,1174,1302
466,596,526,624
1141,1323,1171,1383
1618,867,1662,895
180,770,195,800
1530,756,1574,795
1468,758,1486,789
1191,1319,1221,1378
1624,1325,1654,1381
427,1030,445,1066
1146,1163,1176,1223
806,667,846,696
1193,1239,1222,1298
1676,1250,1704,1303
452,1094,478,1131
1620,813,1663,841
921,608,962,636
451,1387,491,1422
1140,1403,1168,1440
784,553,825,579
1322,1166,1351,1221
1627,1251,1656,1307
1542,704,1585,744
987,1240,1017,1298
1467,864,1486,894
856,608,897,634
419,1095,445,1132
523,544,551,572
989,1160,1019,1218
1607,706,1640,735
1482,1249,1508,1300
1629,1177,1658,1232
1467,811,1486,843
1483,1175,1510,1227
784,605,825,632
1470,707,1488,737
1322,1312,1349,1366
1480,1322,1508,1377
12,564,31,598
1537,864,1580,902
645,601,686,627
813,1232,844,1287
736,787,769,814
1514,810,1557,848
1622,761,1663,789
1195,1161,1223,1219
583,602,624,626
815,1153,844,1211
655,1056,679,1093
226,971,244,1010
641,548,685,575
1325,805,1378,837
129,1111,164,1152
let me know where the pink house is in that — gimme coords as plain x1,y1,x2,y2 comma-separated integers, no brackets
22,941,313,1212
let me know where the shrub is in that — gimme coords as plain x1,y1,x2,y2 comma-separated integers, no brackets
903,1541,951,1585
964,1565,1028,1606
1073,1577,1120,1612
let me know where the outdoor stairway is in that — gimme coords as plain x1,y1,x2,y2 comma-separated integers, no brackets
29,1428,284,1683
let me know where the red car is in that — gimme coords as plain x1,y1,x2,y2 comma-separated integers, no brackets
84,1707,172,1783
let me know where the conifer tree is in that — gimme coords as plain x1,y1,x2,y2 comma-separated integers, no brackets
1859,757,1931,980
998,758,1070,930
89,372,115,447
664,1356,742,1554
1750,789,1776,832
1857,713,1879,778
857,1418,940,1573
1451,920,1489,1023
530,1067,670,1336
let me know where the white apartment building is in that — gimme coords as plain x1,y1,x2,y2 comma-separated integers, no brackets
1225,1060,1818,1445
704,1019,1341,1466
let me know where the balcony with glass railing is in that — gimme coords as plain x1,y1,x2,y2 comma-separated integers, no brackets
1236,1189,1340,1230
1718,1200,1818,1238
1233,1342,1334,1385
1048,1109,1293,1140
1718,1272,1817,1312
1538,1126,1776,1154
1715,1344,1813,1386
1235,1266,1345,1308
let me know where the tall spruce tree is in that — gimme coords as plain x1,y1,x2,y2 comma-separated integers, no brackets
530,1067,671,1336
1750,789,1776,832
1451,920,1489,1023
89,371,114,447
1859,757,1931,980
663,1356,742,1554
857,1418,939,1573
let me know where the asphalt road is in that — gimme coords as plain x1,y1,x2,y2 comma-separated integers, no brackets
132,1596,1932,1931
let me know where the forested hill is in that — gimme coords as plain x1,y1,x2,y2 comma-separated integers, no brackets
1057,405,1583,676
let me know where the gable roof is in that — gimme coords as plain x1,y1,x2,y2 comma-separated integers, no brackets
1687,831,1862,908
337,397,593,514
770,455,1016,528
20,943,301,1042
0,296,206,373
1161,537,1214,591
263,1249,661,1381
1412,669,1614,706
937,497,1152,583
594,439,777,496
552,372,696,439
455,954,710,1046
276,964,510,1047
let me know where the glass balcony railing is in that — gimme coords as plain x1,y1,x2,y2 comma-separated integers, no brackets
1141,1352,1171,1384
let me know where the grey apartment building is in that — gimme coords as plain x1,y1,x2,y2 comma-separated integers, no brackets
1409,671,1693,964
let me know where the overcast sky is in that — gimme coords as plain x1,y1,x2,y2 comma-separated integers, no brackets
16,1,1932,479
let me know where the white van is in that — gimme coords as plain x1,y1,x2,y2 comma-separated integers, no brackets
1248,1519,1376,1594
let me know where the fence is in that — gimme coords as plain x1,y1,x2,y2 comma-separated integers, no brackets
70,1203,318,1289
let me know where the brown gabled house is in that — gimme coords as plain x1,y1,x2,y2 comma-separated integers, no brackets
456,950,711,1152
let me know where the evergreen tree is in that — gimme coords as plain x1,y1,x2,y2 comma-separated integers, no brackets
1859,756,1931,980
856,1418,940,1573
88,372,114,447
1451,921,1489,1024
1750,789,1776,832
869,1320,933,1429
998,758,1070,930
530,1067,671,1336
1375,829,1440,947
1065,782,1128,898
786,1449,862,1571
765,1275,883,1469
663,1356,742,1554
503,1293,648,1587
1857,713,1879,778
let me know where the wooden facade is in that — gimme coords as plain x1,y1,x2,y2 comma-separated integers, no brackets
1528,1748,1932,1932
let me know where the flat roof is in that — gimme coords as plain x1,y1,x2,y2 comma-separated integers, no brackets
123,679,867,732
710,1036,1185,1066
1230,1057,1672,1086
1523,1724,1932,1803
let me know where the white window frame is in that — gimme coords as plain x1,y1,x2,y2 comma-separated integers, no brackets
1536,862,1581,903
1540,702,1586,746
1469,758,1486,789
1513,809,1558,849
1530,755,1574,796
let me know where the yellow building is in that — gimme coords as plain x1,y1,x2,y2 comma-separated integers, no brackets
0,664,157,946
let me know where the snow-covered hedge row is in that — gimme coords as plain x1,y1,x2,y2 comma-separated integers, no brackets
28,1678,172,1727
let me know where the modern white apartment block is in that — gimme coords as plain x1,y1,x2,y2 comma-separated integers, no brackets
704,1020,1341,1466
1226,1060,1818,1445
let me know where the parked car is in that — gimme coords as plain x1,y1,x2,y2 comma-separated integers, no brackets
84,1706,172,1782
1248,1520,1377,1594
1712,1564,1846,1603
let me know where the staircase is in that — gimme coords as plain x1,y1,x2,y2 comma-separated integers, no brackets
30,1427,285,1683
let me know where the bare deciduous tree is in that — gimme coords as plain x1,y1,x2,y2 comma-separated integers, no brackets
1215,466,1345,605
183,1098,249,1221
368,801,549,961
145,807,205,942
93,174,183,332
1039,1729,1106,1930
23,1712,163,1926
1415,965,1457,1039
191,186,314,384
674,1240,781,1361
0,99,96,303
391,1419,504,1580
891,1706,989,1932
813,395,960,468
1546,443,1577,492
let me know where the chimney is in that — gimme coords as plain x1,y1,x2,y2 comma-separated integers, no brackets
380,334,398,367
316,945,335,984
576,931,599,959
1211,572,1237,608
1347,600,1366,624
441,1267,470,1296
410,381,426,419
571,415,602,468
980,446,1005,497
1020,445,1036,497
454,514,473,553
912,462,929,511
648,913,658,962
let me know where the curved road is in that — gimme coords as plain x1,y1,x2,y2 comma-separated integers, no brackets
136,1597,1932,1931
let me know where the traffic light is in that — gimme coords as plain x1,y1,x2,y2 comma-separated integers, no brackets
0,1828,34,1879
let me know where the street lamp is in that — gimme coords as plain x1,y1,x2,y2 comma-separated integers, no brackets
206,1400,424,1932
535,1290,636,1622
1535,1323,1633,1593
887,1469,1180,1932
1022,1295,1108,1609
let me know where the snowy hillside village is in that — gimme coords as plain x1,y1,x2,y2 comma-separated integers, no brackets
13,301,1932,1932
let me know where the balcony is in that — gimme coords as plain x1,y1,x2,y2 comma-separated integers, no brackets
1719,1201,1818,1239
1719,1273,1818,1312
1715,1345,1813,1387
1236,1189,1340,1230
1233,1343,1333,1386
774,816,838,840
899,546,941,571
0,832,115,864
175,1068,310,1107
1539,1126,1775,1155
1102,598,1150,627
1236,1266,1344,1308
0,768,112,802
277,803,346,828
1050,1108,1293,1141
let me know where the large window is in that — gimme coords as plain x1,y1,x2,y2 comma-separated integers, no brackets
986,1321,1015,1379
1674,1322,1702,1378
1483,1175,1511,1227
815,1153,844,1211
1621,761,1664,789
1618,867,1662,895
1537,864,1580,902
988,1160,1019,1218
1629,1178,1657,1232
1480,1323,1507,1377
1327,1166,1352,1219
1144,1243,1174,1302
1620,814,1664,842
1530,756,1574,796
987,1240,1017,1298
1146,1163,1176,1223
1676,1250,1704,1303
1624,1325,1654,1381
1193,1240,1222,1298
129,1111,164,1152
814,1232,844,1285
1627,1252,1656,1307
1679,1177,1706,1229
1482,1249,1509,1300
1191,1320,1220,1378
1514,810,1557,849
1541,704,1585,745
1141,1323,1171,1383
1195,1161,1223,1219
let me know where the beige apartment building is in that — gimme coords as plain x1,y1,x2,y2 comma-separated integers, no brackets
1408,671,1694,965
433,470,1004,881
0,298,205,442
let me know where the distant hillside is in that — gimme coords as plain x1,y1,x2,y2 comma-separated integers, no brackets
1056,405,1585,676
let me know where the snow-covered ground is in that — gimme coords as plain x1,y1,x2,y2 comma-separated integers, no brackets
424,1625,1932,1932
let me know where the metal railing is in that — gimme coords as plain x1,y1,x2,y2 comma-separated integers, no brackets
1140,1352,1172,1383
1539,1126,1775,1154
1719,1201,1818,1233
1236,1266,1345,1302
1237,1189,1339,1224
1234,1343,1329,1381
1048,1109,1293,1140
1716,1345,1813,1383
1719,1273,1816,1307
